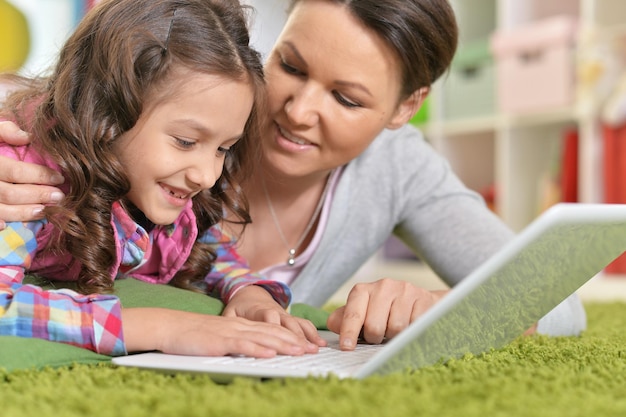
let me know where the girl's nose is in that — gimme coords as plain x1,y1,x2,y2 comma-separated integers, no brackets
187,157,223,191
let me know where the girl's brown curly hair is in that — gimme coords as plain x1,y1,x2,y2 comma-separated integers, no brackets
0,0,266,294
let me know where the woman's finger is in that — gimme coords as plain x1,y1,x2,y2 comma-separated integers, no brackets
0,155,65,186
0,121,30,145
336,284,372,350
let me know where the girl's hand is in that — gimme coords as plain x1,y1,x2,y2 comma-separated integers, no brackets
0,121,65,229
222,285,327,351
122,307,316,358
326,278,448,351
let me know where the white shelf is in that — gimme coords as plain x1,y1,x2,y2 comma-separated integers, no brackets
426,0,626,232
425,115,500,136
500,106,579,127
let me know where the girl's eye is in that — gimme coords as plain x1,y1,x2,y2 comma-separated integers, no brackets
332,91,361,108
216,146,230,157
175,137,195,149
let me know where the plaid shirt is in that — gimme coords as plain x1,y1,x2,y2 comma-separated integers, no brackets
0,141,291,356
0,219,126,355
0,206,292,356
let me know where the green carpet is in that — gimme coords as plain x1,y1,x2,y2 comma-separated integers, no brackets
2,302,626,417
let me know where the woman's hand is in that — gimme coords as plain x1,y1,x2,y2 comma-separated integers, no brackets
122,307,317,358
222,285,327,351
0,121,65,229
327,278,448,351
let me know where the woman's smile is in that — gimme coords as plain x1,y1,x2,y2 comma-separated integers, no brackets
275,123,318,153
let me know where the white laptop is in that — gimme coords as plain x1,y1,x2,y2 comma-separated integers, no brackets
113,203,626,382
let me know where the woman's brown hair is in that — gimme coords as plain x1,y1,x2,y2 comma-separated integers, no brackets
288,0,458,100
0,0,266,294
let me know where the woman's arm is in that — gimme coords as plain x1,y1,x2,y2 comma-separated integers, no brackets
306,125,585,349
0,121,65,228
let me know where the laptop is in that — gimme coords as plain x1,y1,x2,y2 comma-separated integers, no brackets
113,203,626,381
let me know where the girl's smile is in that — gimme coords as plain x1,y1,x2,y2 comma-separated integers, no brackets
160,183,196,207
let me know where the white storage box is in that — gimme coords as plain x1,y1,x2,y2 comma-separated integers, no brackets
444,39,495,120
490,16,578,114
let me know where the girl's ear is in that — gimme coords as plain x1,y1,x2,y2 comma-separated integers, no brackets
386,87,429,130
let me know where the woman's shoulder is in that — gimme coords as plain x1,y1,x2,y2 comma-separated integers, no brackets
350,124,444,173
376,123,426,141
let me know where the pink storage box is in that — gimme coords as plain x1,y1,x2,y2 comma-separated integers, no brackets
490,16,578,114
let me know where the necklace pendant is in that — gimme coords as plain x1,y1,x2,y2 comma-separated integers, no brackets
287,249,296,266
263,170,335,269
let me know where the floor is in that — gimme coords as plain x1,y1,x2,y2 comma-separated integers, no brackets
328,254,626,304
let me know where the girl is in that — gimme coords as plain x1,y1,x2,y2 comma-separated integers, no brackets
0,0,586,350
0,0,320,357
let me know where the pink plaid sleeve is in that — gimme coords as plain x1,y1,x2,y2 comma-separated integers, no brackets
199,224,292,308
0,282,126,355
0,221,126,356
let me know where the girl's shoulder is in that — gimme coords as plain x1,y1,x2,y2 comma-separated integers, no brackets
0,140,59,168
0,138,67,192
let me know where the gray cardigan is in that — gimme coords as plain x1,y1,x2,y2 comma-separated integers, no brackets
290,124,586,336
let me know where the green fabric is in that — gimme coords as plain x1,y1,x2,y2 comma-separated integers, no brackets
1,302,625,417
1,277,329,372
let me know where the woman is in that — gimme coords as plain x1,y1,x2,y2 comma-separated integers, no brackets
0,0,586,350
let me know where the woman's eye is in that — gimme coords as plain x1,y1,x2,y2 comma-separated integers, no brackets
332,91,361,108
280,59,303,76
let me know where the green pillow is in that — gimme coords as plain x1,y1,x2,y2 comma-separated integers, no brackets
1,277,329,372
0,336,112,370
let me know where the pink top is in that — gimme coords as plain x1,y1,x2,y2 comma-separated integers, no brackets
259,167,344,286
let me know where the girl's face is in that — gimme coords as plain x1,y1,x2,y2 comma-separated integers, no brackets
114,71,253,225
262,0,422,179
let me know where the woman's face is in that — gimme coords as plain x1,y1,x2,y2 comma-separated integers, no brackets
262,0,420,179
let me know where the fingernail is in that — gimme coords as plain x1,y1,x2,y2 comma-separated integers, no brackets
50,191,65,203
17,129,29,138
291,345,305,355
32,206,45,218
51,174,65,185
340,338,354,349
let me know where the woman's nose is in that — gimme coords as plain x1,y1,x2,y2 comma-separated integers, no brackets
284,84,320,127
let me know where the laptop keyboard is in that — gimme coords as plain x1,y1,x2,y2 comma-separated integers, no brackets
200,341,384,375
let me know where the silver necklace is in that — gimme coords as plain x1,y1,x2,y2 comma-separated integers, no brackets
261,172,333,266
